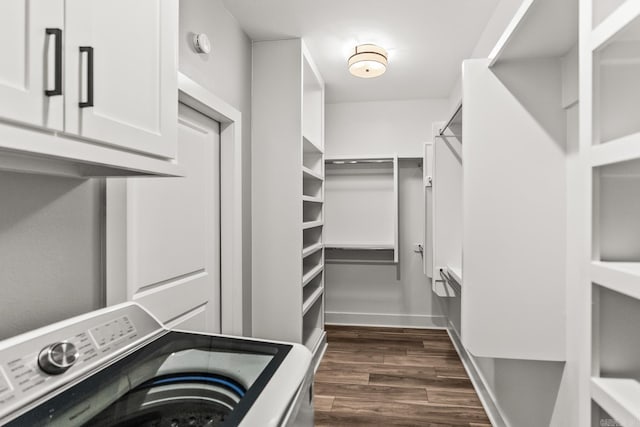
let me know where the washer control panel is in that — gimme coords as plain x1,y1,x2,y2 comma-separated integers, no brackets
0,304,163,423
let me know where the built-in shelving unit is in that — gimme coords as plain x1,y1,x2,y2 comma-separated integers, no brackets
252,38,326,368
324,156,399,264
581,1,640,424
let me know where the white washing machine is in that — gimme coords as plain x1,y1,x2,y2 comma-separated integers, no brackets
0,303,314,426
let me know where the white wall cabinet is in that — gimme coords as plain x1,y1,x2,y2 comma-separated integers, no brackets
0,0,64,131
252,39,327,367
0,0,179,177
64,0,177,158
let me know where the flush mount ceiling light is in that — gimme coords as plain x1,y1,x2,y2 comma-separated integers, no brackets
348,44,388,78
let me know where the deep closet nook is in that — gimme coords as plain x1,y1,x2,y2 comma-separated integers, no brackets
324,155,399,264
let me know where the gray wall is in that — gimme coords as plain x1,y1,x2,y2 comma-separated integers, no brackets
0,173,103,340
179,0,253,335
324,99,448,327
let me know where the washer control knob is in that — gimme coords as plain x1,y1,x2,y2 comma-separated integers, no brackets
38,342,79,375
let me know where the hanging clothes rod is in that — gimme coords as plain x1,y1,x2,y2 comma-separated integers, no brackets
439,104,462,136
326,159,393,165
435,134,463,139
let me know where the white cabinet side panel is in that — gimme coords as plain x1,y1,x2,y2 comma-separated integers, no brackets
251,39,303,342
461,59,566,361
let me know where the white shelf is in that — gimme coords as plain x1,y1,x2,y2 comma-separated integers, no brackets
446,265,463,286
302,166,323,181
303,135,323,154
591,132,640,167
592,377,640,426
488,0,577,66
302,220,323,230
302,263,323,287
591,261,640,300
302,242,323,258
324,242,394,250
302,195,323,203
303,286,324,315
592,0,640,51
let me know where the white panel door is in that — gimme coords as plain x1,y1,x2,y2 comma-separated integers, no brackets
0,0,63,130
125,104,220,332
64,0,177,158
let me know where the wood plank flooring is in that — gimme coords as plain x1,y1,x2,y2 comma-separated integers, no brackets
314,325,491,427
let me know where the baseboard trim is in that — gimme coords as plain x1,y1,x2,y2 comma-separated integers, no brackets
447,322,508,427
325,311,448,329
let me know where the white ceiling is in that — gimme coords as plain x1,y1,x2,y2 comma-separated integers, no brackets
222,0,501,103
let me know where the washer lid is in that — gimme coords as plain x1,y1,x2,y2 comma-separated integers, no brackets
5,331,294,427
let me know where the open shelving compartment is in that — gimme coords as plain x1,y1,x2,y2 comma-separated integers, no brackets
302,291,324,354
591,282,640,426
591,7,640,167
324,155,399,264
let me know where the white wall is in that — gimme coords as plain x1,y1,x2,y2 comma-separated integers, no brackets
324,99,448,327
326,99,448,158
179,0,253,335
0,172,103,340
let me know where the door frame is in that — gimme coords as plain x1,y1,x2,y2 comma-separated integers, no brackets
106,72,244,336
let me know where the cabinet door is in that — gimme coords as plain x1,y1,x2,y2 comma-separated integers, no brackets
64,0,177,159
0,0,63,130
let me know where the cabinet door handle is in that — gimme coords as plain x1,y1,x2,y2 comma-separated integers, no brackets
45,28,62,96
79,46,94,108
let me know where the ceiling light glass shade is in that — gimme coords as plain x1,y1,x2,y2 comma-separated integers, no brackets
348,44,388,78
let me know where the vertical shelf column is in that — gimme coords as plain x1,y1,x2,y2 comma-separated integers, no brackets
302,47,326,366
584,1,640,425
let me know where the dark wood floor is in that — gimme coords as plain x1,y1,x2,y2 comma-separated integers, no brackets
313,325,491,427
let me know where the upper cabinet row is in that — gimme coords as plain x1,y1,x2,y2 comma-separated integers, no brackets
0,0,179,177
